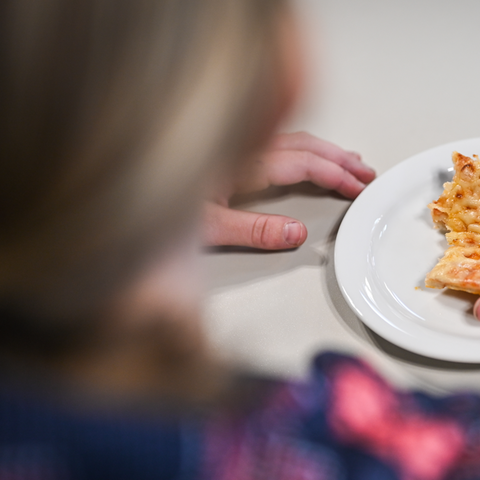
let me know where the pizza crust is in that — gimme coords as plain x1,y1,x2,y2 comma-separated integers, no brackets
425,245,480,294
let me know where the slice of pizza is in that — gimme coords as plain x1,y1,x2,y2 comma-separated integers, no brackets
425,151,480,294
425,244,480,294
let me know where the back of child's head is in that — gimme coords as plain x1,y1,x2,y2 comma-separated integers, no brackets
0,0,292,398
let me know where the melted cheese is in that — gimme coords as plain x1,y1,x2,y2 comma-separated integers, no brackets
429,152,480,232
426,152,480,294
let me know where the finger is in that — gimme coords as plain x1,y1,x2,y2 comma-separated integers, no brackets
271,132,376,184
261,150,367,199
474,298,480,320
202,202,307,250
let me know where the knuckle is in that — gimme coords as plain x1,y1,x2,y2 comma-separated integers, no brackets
251,214,280,249
251,215,270,248
292,131,310,146
300,151,318,181
328,147,348,166
281,131,309,149
325,167,345,191
294,130,309,140
334,175,348,193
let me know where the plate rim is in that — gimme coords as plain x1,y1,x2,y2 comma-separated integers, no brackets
334,137,480,363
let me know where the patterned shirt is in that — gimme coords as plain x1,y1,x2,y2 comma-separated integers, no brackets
0,352,479,480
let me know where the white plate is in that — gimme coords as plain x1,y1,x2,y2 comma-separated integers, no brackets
335,138,480,362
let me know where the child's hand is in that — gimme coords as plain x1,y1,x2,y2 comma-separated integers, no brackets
475,298,480,320
202,132,376,250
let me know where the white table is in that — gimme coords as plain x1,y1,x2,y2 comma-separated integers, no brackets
202,0,480,394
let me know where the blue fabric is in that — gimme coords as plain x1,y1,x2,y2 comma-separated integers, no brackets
0,353,480,479
0,389,183,480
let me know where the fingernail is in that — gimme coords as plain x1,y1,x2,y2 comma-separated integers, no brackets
354,179,367,193
283,222,303,246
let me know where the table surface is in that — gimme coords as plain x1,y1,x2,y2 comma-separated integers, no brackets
201,0,480,394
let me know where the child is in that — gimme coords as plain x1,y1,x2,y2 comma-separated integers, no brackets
0,0,479,478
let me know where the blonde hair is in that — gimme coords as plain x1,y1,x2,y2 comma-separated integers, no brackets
0,0,288,322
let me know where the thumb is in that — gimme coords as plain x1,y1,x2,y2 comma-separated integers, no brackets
202,202,307,250
474,298,480,321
